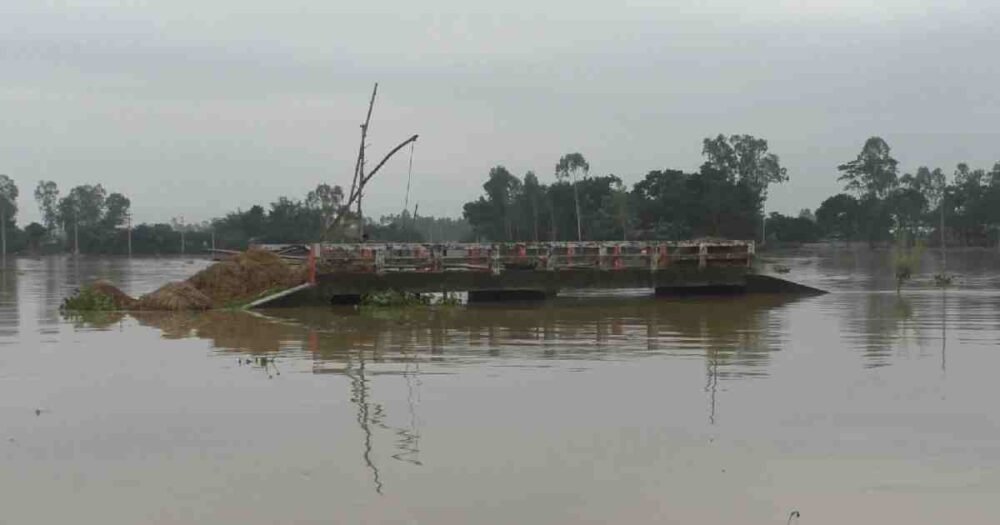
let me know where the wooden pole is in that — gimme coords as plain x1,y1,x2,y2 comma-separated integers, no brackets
353,84,378,242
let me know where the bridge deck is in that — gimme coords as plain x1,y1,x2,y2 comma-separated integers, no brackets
251,241,757,301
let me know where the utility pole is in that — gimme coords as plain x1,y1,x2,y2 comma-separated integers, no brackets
127,212,132,258
1,200,6,269
180,216,186,255
940,192,946,273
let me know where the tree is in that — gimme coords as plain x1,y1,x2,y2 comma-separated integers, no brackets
34,180,59,232
479,165,521,240
702,134,788,241
306,183,344,235
522,171,543,241
702,134,788,197
837,137,899,200
24,222,47,252
611,179,630,240
58,184,107,254
103,192,131,230
555,153,589,241
0,175,17,264
816,193,860,240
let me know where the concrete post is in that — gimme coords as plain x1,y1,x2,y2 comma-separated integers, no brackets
491,244,501,275
375,246,385,274
699,242,708,269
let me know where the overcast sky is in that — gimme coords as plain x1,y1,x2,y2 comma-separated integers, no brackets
2,0,998,225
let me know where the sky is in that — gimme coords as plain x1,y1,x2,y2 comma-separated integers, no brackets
2,0,998,225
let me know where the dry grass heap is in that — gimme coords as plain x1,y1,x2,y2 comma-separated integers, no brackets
136,281,213,311
62,249,306,312
186,249,306,307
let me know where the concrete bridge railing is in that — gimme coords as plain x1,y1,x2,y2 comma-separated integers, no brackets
255,240,754,277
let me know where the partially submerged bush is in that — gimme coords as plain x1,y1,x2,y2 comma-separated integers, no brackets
61,280,136,311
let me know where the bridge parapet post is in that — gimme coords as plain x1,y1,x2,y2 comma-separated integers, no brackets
375,247,385,274
490,244,502,275
698,242,708,269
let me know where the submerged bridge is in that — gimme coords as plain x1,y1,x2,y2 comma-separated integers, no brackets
246,240,817,306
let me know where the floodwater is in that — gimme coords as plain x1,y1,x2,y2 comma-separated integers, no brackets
2,246,1000,524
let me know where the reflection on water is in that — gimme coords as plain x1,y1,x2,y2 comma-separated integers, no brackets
131,295,800,379
3,248,1000,524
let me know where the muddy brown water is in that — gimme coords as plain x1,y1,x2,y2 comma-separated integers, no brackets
2,246,1000,524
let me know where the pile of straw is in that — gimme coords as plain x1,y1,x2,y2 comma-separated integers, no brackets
62,249,305,311
186,249,306,307
136,282,212,311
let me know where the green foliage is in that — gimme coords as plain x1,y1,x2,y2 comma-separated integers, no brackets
0,174,19,224
838,137,899,200
61,287,118,312
463,137,785,243
34,180,60,231
765,212,821,243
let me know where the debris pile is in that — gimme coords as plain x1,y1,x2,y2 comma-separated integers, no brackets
61,249,306,311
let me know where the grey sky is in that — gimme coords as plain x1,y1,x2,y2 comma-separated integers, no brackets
2,0,998,225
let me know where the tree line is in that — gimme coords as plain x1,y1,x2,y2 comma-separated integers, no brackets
460,135,1000,247
3,134,997,254
462,134,788,242
0,177,472,255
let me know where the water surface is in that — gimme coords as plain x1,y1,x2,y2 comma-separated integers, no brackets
2,248,1000,524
